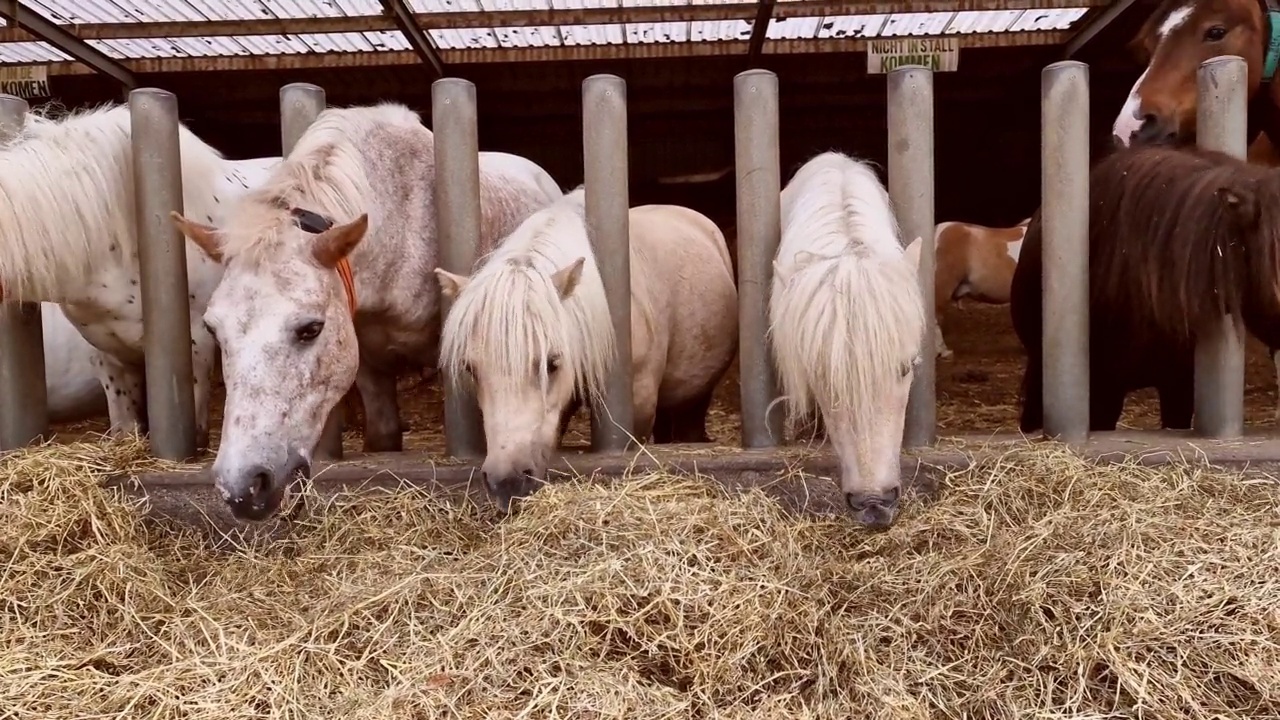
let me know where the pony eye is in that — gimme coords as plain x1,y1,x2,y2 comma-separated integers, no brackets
545,355,561,375
294,320,325,343
1203,25,1227,41
201,319,217,340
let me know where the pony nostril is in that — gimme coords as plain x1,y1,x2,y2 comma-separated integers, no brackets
884,485,901,505
1140,112,1158,126
521,467,536,479
249,469,272,500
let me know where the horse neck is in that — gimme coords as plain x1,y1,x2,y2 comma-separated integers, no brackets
0,116,136,301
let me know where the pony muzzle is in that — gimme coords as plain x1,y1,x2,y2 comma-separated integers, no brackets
215,452,312,522
482,465,544,514
845,486,901,530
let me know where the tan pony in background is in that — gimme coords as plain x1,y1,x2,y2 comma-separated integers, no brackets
436,188,738,511
908,217,1029,359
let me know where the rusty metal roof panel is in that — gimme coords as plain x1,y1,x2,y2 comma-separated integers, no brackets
0,41,70,63
812,7,1090,39
19,0,382,24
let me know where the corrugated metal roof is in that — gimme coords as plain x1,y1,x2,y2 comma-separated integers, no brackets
0,1,1096,64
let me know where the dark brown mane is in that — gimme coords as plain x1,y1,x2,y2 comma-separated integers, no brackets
1088,145,1280,348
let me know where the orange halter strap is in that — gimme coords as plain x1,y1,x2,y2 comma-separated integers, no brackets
291,207,357,317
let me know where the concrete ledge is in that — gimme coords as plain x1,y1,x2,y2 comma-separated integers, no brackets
114,429,1280,539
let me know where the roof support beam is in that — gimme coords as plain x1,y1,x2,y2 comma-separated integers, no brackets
0,0,136,88
747,0,778,59
0,0,1111,43
379,0,445,76
1063,0,1139,57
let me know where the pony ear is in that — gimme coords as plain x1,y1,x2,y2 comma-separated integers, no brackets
434,268,470,300
1216,186,1259,227
551,257,585,300
903,236,924,272
170,211,224,263
312,214,369,269
772,258,788,284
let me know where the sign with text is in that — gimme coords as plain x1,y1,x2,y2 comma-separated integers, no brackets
867,37,959,74
0,65,50,99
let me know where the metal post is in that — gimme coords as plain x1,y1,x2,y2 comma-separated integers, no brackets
0,95,48,451
130,88,197,460
887,66,937,447
1040,61,1091,442
733,69,784,448
432,78,486,460
280,82,345,460
582,74,635,452
1194,56,1248,438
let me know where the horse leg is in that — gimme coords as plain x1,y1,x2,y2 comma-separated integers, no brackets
1273,348,1280,424
90,350,146,438
1088,382,1126,432
934,322,953,360
354,364,403,452
1017,353,1044,434
1157,358,1195,430
558,394,583,446
653,389,716,444
190,323,217,451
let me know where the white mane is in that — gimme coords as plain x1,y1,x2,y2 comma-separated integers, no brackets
769,151,926,430
218,102,423,261
0,103,228,301
439,190,614,401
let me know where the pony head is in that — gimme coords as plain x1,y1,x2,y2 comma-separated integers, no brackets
436,200,612,512
171,206,368,522
1113,0,1269,147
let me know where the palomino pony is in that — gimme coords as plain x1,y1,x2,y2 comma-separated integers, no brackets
1010,144,1280,432
0,103,279,445
770,151,926,529
907,217,1029,359
171,102,561,522
436,188,738,511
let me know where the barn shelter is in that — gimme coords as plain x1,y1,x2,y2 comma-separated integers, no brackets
4,0,1280,520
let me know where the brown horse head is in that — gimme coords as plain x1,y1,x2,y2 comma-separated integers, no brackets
1113,0,1277,147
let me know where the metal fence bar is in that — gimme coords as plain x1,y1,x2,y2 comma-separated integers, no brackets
432,77,486,460
582,73,635,452
130,88,197,461
886,65,937,448
732,69,783,448
0,94,48,451
1194,55,1248,438
279,82,346,460
1040,60,1091,442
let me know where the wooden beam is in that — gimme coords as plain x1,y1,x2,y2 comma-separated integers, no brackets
1063,0,1140,57
747,0,777,59
0,0,1111,43
378,0,445,76
0,0,135,87
32,29,1076,76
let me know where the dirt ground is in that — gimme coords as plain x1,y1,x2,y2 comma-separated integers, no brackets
49,299,1280,456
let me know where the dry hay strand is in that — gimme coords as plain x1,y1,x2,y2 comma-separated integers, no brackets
3,439,1280,718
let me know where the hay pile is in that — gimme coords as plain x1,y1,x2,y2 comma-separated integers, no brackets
2,439,1279,718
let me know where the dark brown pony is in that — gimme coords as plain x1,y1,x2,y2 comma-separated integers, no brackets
1111,0,1280,152
1010,145,1280,432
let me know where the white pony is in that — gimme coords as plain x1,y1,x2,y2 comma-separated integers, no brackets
0,103,278,445
770,151,927,529
1,110,106,423
436,188,739,511
172,102,561,522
